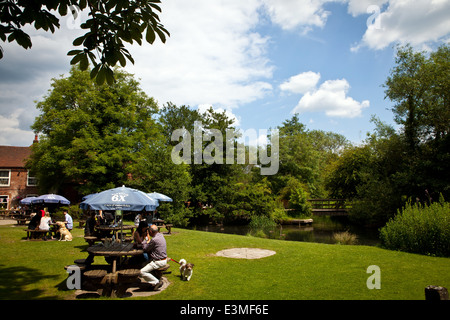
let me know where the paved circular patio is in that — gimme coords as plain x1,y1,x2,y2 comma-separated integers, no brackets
215,248,276,259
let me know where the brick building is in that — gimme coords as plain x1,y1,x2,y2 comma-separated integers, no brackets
0,136,39,210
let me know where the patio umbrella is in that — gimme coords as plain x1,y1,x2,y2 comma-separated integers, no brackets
80,186,159,244
31,194,70,205
80,185,159,211
20,196,38,205
148,192,173,202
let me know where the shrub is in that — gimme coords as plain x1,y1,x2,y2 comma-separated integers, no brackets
379,197,450,257
289,186,312,218
333,231,358,245
248,215,277,238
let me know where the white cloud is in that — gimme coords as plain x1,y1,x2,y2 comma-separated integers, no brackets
291,78,369,118
351,0,450,51
126,0,273,109
346,0,388,17
0,110,36,146
261,0,340,33
279,71,321,94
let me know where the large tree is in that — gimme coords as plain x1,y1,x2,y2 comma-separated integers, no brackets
0,0,169,84
28,66,160,195
384,44,450,199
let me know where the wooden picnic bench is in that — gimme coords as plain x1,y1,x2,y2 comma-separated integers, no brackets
24,228,49,240
84,236,103,245
14,215,31,225
157,223,173,234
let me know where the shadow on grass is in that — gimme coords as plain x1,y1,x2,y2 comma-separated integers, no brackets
0,264,60,299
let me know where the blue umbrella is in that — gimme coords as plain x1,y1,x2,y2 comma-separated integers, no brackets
20,196,38,205
82,193,97,201
148,192,173,202
31,194,70,205
80,185,159,211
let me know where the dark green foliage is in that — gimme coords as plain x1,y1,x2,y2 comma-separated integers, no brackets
380,197,450,257
0,0,169,84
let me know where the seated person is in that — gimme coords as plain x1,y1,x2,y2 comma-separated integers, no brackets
103,211,115,225
28,213,41,230
39,212,52,240
128,221,150,265
84,211,98,237
140,225,167,290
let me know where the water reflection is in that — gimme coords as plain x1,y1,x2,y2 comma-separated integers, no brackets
187,216,381,246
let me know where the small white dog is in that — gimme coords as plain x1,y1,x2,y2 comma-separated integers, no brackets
56,221,73,241
179,259,194,281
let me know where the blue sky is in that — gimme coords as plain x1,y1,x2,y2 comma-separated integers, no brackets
1,0,449,146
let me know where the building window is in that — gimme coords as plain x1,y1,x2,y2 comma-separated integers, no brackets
27,170,37,186
0,195,8,209
0,170,11,186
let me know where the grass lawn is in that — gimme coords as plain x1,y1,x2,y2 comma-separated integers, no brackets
0,221,449,300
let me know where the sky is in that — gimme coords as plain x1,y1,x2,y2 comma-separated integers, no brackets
1,0,449,147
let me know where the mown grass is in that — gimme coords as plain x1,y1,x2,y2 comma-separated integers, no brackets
0,221,449,300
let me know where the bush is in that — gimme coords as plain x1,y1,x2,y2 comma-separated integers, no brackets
380,197,450,257
333,231,358,245
248,215,277,238
56,205,83,220
289,185,312,218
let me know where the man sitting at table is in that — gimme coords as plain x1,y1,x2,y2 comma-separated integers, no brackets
140,224,167,291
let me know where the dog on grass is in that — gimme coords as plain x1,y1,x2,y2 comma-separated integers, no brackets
55,221,73,241
179,259,194,281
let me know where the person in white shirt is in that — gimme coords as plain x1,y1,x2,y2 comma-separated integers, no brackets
39,212,52,240
64,211,73,230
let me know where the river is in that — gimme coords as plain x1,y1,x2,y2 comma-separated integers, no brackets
187,216,381,246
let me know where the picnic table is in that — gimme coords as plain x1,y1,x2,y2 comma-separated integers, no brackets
95,224,135,240
85,242,144,297
13,214,31,225
87,242,143,273
153,219,173,234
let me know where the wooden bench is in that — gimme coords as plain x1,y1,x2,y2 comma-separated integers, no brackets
151,264,171,280
157,224,173,234
24,229,49,240
116,269,141,297
78,220,86,228
64,264,86,272
84,236,102,245
83,269,108,288
16,218,30,225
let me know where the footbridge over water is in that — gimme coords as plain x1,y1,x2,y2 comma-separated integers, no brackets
308,199,350,216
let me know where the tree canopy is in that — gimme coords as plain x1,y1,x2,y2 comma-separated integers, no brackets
27,44,449,228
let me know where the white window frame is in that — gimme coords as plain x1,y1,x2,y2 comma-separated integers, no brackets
0,195,9,210
0,169,11,187
27,170,37,187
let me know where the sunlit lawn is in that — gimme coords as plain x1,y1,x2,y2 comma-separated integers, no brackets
0,221,449,300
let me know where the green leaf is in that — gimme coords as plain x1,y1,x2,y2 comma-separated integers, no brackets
90,64,101,79
73,35,85,46
105,67,115,85
155,28,166,43
58,4,68,16
79,54,89,71
118,51,126,67
96,66,107,85
67,50,82,56
70,53,84,65
145,26,156,44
